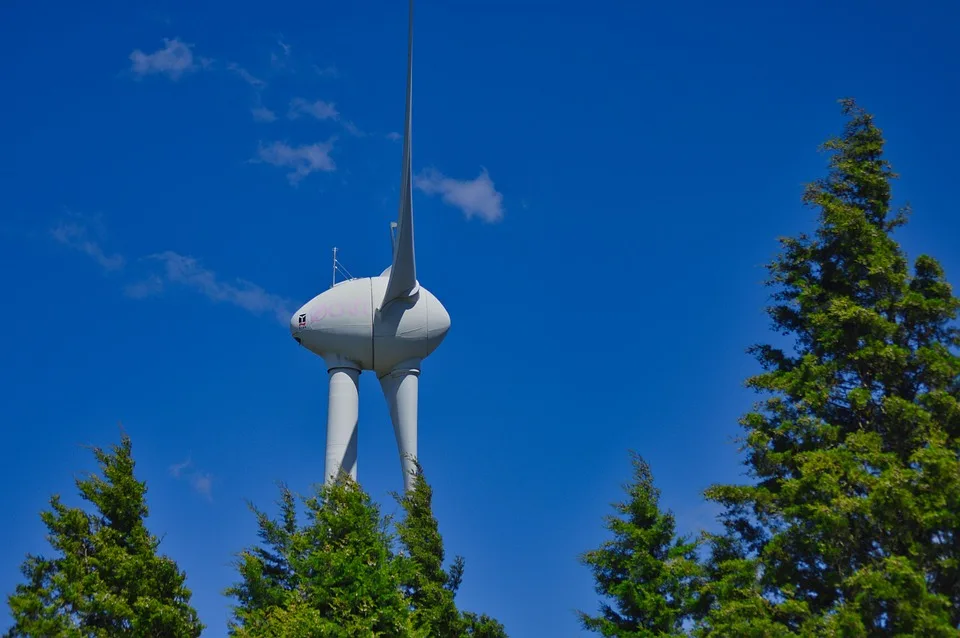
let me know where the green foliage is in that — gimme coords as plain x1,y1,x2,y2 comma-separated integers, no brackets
4,433,203,637
700,98,960,634
579,452,702,637
226,473,416,637
227,466,508,637
461,612,508,638
395,463,466,636
394,461,508,638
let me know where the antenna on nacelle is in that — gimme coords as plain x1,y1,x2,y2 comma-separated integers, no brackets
331,247,355,288
331,247,338,288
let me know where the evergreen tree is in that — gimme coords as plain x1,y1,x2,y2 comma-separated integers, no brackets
579,452,701,637
226,474,417,637
702,99,960,635
461,612,508,638
5,433,204,637
395,464,465,636
394,461,508,638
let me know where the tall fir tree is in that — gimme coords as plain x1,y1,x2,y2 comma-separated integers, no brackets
702,99,960,635
395,461,508,638
5,433,204,637
226,474,417,637
579,452,702,637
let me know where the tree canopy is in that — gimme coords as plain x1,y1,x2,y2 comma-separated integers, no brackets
701,98,960,635
226,465,508,637
581,99,960,636
396,461,508,638
579,452,701,637
5,433,204,638
226,475,415,637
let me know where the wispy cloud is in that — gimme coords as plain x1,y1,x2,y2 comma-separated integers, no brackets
270,36,293,70
288,98,339,121
169,457,214,501
256,140,336,183
342,120,366,137
313,64,339,78
49,214,290,325
227,62,265,88
51,214,125,271
252,106,277,122
124,274,164,299
169,458,191,479
191,473,213,500
142,251,292,323
129,38,205,80
414,168,505,223
288,98,367,136
386,131,402,142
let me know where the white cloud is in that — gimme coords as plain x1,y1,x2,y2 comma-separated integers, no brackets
169,457,213,501
414,168,505,223
342,120,366,137
169,458,191,479
147,251,293,324
386,131,402,142
313,64,339,78
51,215,125,271
252,106,277,122
129,38,201,80
124,274,164,299
191,473,213,500
288,98,366,137
256,140,336,183
50,215,291,325
227,62,265,88
271,36,293,70
288,98,339,121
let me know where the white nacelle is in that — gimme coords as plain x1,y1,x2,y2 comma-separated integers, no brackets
290,276,450,375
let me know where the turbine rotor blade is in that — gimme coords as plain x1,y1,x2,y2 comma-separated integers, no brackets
381,0,418,308
325,366,360,483
379,365,420,492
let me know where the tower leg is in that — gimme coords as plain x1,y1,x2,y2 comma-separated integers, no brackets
325,363,360,484
379,363,420,492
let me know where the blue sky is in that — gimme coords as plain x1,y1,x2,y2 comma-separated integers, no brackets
2,0,960,635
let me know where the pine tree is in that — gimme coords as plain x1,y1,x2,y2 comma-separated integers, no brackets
5,433,204,637
393,462,509,638
579,452,701,637
702,99,960,635
226,474,417,637
394,464,466,637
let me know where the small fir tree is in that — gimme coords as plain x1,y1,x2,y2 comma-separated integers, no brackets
579,452,701,637
226,474,416,637
5,433,204,637
394,461,508,638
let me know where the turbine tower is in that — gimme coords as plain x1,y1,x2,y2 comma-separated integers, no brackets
289,0,450,492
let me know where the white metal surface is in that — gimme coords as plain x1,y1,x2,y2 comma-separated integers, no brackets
324,363,360,482
292,276,449,376
381,0,418,307
380,365,420,493
289,0,450,491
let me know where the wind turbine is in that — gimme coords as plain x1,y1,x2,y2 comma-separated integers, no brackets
289,0,450,493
